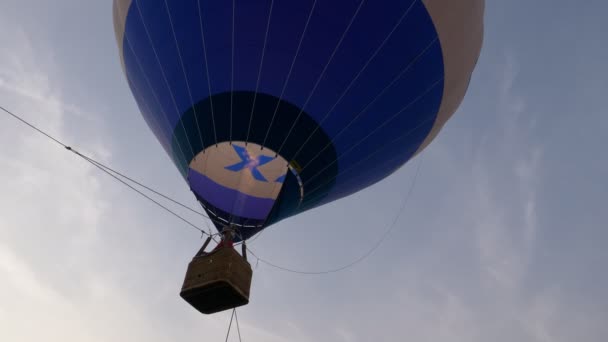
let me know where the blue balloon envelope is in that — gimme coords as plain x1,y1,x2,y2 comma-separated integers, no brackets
113,0,484,239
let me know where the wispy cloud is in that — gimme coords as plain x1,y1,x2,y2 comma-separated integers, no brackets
0,76,90,120
0,24,301,342
0,25,183,342
473,52,541,292
314,52,594,342
2,3,607,341
465,52,607,342
0,29,99,125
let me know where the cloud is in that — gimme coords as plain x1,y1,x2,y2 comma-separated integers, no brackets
0,26,194,342
472,52,542,292
0,28,106,255
468,52,569,341
306,51,602,342
0,24,297,342
0,77,91,120
459,52,605,342
0,27,115,341
1,7,606,341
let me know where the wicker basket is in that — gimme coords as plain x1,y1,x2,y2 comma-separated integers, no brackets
180,247,253,314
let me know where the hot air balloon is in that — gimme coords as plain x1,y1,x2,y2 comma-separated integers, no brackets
112,0,484,314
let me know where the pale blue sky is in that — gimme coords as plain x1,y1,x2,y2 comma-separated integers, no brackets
0,1,606,341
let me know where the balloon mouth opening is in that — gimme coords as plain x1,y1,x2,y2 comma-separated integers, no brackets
186,141,303,232
286,161,305,202
168,90,340,236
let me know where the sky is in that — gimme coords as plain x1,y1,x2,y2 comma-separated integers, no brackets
0,0,607,341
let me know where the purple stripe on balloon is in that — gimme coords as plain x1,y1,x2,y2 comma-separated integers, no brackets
188,168,276,220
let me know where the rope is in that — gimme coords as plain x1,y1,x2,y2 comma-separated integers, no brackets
299,37,439,172
302,77,442,186
276,0,367,155
197,0,217,147
80,155,226,228
302,124,429,204
164,0,206,150
126,68,188,170
0,104,66,148
248,155,424,275
78,152,208,234
261,0,318,149
230,0,236,143
251,57,438,241
4,93,414,340
0,104,218,237
245,0,275,145
134,0,196,157
223,308,243,342
116,3,190,170
302,109,438,202
290,0,420,162
6,1,434,275
225,309,235,342
230,5,285,225
235,309,243,342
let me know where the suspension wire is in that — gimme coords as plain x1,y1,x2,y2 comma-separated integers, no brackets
302,116,434,204
230,0,236,143
228,173,245,225
244,229,264,245
230,0,274,224
303,106,439,203
81,155,225,229
299,37,439,171
126,67,185,170
0,104,65,148
80,150,225,231
245,0,275,145
238,164,291,240
118,3,223,234
197,0,217,147
290,0,420,162
276,0,367,155
255,0,320,233
247,155,424,275
134,0,196,158
116,3,190,170
261,0,318,149
225,309,236,342
234,309,243,342
78,152,209,234
110,33,213,233
0,104,222,237
245,163,289,245
63,141,205,217
163,0,206,150
6,0,435,263
302,77,442,186
88,155,209,220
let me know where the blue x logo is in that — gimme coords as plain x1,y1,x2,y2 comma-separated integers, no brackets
225,145,275,182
